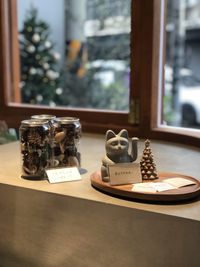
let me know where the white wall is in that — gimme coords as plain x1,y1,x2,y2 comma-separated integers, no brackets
18,0,65,64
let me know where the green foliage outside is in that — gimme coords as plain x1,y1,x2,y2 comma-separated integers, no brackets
163,94,176,125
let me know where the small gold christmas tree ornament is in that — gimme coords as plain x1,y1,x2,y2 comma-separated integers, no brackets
140,139,159,180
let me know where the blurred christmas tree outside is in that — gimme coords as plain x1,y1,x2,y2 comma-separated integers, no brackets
19,6,63,105
18,2,130,110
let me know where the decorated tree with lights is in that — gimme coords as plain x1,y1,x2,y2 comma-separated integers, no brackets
19,7,63,105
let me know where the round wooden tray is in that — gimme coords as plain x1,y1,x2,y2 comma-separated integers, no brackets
90,171,200,203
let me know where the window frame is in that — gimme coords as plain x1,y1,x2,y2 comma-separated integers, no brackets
0,0,199,147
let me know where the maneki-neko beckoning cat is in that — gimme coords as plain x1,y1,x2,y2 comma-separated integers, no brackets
101,129,139,182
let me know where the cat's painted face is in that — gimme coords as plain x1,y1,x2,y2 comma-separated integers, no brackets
105,129,129,155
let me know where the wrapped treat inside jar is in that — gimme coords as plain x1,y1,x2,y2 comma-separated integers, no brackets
19,119,51,179
54,117,81,168
31,114,57,137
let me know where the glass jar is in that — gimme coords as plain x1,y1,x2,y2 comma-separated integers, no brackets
19,119,51,179
54,117,81,167
31,114,57,167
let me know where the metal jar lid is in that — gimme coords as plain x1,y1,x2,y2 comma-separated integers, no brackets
20,119,50,127
31,114,56,120
55,117,80,124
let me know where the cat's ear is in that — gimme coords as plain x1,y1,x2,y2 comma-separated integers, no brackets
106,130,116,140
118,129,128,139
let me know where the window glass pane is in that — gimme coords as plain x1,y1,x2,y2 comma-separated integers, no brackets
17,0,131,111
164,0,200,129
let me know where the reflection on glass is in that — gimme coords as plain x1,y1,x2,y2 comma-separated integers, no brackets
18,0,131,111
164,0,200,129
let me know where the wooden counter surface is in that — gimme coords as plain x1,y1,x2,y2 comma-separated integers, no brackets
0,133,200,267
0,133,199,221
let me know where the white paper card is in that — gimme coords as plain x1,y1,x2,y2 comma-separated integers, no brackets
163,177,196,188
132,178,196,193
132,182,175,193
132,183,157,193
109,163,142,186
150,182,175,192
46,167,82,184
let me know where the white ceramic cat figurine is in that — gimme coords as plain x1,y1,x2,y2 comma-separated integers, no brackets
101,129,139,182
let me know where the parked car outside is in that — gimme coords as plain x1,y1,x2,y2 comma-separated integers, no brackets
164,65,200,127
